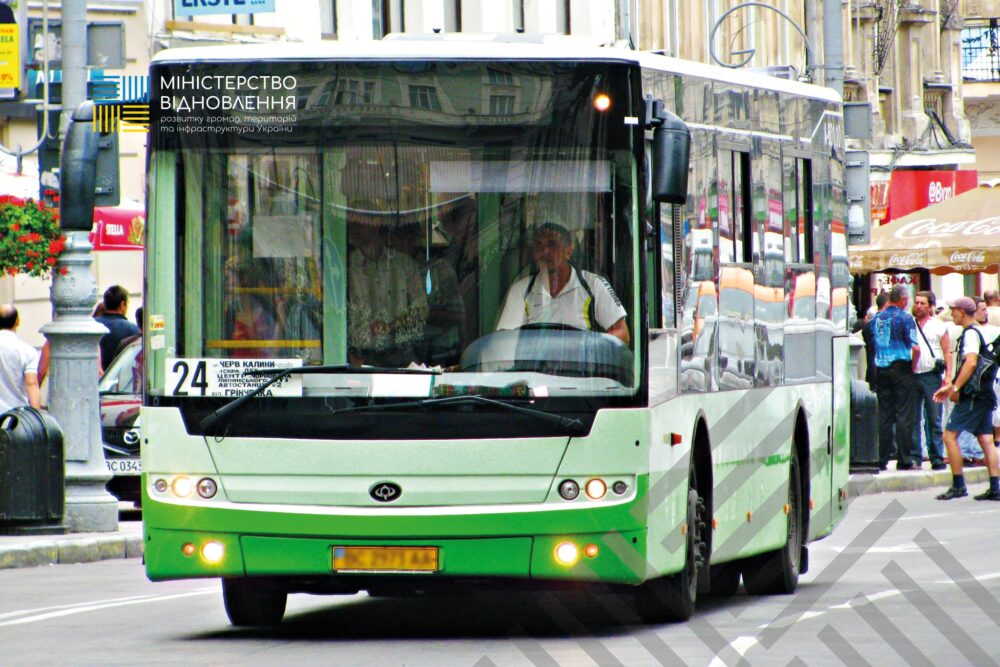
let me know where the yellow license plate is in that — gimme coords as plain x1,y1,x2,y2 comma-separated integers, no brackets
332,546,439,572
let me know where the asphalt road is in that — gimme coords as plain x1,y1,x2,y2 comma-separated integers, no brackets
1,491,999,666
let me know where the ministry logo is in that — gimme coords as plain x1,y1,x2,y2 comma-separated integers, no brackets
92,75,150,134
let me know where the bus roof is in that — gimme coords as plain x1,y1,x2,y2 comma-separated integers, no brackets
150,35,842,104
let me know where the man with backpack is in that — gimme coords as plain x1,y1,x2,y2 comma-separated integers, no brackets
933,297,1000,500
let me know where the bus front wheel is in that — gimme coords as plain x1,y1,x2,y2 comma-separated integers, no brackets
742,448,803,595
222,577,288,627
636,473,706,622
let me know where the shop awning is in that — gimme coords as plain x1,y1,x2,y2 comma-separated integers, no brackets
849,184,1000,274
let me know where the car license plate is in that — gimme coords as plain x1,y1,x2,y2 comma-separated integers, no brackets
332,546,438,573
106,458,142,475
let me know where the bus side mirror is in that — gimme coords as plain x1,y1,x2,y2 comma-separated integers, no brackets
645,96,690,205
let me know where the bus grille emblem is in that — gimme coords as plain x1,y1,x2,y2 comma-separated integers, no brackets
370,482,402,503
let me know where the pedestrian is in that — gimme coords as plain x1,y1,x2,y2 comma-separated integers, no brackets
0,305,41,412
912,290,951,470
94,285,139,369
984,289,1000,325
871,285,920,471
933,297,1000,500
862,290,890,387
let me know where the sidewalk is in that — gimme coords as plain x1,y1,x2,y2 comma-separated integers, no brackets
0,463,994,572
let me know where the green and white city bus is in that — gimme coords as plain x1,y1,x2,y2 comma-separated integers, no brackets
142,37,851,626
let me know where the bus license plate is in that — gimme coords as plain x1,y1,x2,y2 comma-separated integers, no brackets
106,458,142,475
333,546,438,572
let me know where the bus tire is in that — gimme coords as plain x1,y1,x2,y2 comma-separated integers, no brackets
222,578,287,626
636,470,706,622
742,448,803,595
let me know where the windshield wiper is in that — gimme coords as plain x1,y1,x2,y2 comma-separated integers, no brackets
332,394,587,436
199,365,441,434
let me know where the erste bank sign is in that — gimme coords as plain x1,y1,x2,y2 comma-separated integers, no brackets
175,0,275,17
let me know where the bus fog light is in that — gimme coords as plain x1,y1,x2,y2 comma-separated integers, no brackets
612,481,628,495
554,542,579,566
201,541,225,564
153,478,168,493
181,543,196,557
196,478,218,499
172,476,193,497
558,480,580,500
585,478,607,499
584,544,599,558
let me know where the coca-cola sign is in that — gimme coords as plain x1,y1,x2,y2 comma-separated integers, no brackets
949,249,987,266
888,252,925,267
894,216,1000,240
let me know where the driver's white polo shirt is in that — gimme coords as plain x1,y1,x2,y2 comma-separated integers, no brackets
496,268,627,333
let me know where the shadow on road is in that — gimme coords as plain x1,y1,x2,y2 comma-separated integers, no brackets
190,588,758,641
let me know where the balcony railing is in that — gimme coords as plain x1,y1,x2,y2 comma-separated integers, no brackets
962,19,1000,82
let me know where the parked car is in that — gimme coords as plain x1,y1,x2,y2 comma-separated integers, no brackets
98,338,142,505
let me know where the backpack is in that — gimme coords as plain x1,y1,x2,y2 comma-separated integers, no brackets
956,326,1000,401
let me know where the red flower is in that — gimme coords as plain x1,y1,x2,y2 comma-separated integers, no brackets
25,261,33,270
45,257,56,266
10,223,19,232
59,267,68,275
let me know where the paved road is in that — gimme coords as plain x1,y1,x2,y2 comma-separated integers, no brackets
1,491,999,666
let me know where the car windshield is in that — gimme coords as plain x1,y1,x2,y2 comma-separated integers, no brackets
98,340,142,394
148,59,640,402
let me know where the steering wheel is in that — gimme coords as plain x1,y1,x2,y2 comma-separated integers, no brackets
516,322,586,332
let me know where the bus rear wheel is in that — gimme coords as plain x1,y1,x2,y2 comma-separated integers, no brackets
636,474,706,622
222,578,288,627
743,449,803,595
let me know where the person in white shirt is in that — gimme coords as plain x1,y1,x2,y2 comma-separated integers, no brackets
912,291,951,470
0,305,41,412
496,223,629,344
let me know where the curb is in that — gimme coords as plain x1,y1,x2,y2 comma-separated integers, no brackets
0,534,143,571
846,466,991,497
0,467,995,571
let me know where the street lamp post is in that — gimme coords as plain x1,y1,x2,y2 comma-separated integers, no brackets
41,102,117,533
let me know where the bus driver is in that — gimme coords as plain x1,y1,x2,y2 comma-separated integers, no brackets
496,222,629,344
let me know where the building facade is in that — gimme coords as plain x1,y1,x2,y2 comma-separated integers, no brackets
0,0,984,345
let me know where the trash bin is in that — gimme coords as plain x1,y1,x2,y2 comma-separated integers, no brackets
849,378,880,472
0,406,66,535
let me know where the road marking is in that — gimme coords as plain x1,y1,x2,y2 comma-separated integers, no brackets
830,544,923,554
0,594,159,621
897,508,1000,521
932,571,1000,585
828,589,902,610
708,635,758,667
0,588,216,628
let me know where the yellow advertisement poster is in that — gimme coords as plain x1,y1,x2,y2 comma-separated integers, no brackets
0,24,19,89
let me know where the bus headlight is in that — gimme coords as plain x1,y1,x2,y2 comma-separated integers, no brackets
196,477,218,499
585,478,607,499
554,542,579,566
171,476,193,497
201,541,225,564
558,480,580,500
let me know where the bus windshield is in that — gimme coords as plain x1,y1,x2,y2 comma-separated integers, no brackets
148,60,639,408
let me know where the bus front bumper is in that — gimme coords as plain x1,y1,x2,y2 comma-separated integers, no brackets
142,488,652,585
